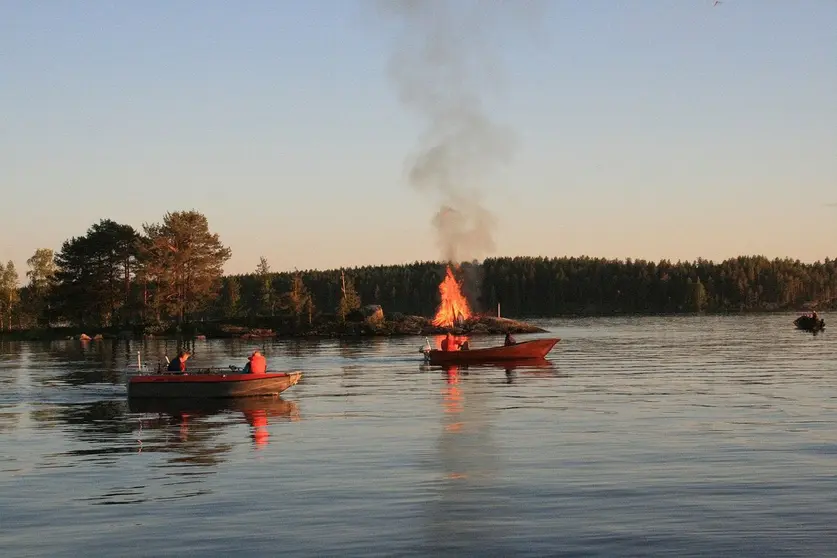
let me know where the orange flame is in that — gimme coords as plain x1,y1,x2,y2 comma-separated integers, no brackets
432,266,472,328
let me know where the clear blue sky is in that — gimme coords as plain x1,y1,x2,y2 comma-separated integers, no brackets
2,0,835,276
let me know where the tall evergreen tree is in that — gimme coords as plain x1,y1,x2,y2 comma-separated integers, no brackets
142,211,231,323
285,273,314,326
0,261,20,330
337,270,361,322
255,256,275,316
219,276,241,318
52,220,141,327
26,248,57,326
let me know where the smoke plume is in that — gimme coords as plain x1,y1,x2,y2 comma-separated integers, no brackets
376,0,538,264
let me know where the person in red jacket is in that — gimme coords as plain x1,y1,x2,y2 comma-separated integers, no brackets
243,349,267,374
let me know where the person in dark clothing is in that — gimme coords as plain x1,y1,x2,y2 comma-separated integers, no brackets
441,332,462,352
504,333,516,346
167,350,191,373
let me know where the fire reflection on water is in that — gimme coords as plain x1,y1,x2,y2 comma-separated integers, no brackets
427,364,516,552
442,368,464,446
437,366,497,482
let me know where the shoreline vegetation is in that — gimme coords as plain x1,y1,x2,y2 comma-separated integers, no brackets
1,211,834,341
0,308,820,342
0,315,549,342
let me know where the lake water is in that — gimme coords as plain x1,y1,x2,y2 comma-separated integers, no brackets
1,314,836,557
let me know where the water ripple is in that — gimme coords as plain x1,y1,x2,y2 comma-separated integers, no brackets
1,315,836,556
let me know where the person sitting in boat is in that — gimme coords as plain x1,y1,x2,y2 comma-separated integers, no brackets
504,332,517,346
441,332,460,352
167,350,191,373
459,338,470,351
812,311,819,321
242,349,267,374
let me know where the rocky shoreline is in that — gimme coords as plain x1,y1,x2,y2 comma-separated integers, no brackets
0,315,548,341
216,315,548,339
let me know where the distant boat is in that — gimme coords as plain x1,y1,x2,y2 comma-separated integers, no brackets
793,315,825,332
421,338,560,365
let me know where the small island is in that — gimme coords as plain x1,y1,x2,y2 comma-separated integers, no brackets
201,312,547,340
1,210,835,342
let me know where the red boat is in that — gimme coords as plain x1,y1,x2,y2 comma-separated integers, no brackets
128,370,302,399
421,338,560,365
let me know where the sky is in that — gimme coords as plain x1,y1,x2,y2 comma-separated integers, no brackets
2,0,835,277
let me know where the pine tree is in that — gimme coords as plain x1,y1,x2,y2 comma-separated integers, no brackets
337,270,361,322
0,261,20,330
142,211,231,324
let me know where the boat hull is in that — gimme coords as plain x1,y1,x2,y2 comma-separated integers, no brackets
127,371,302,399
424,338,560,365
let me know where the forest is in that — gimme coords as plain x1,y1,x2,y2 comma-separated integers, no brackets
1,211,835,335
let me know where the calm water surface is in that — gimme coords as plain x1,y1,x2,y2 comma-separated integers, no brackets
1,315,836,557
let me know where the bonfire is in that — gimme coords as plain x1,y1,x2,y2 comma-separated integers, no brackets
432,266,472,328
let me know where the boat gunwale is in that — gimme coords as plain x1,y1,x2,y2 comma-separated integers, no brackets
128,371,302,384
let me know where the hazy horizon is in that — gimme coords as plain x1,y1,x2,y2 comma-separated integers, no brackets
3,0,835,278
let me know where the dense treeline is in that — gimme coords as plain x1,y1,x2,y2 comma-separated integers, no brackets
1,211,836,333
221,255,837,318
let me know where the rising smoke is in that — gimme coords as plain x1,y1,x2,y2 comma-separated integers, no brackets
375,0,541,264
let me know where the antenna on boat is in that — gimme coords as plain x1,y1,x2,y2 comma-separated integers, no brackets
137,351,142,370
421,337,433,361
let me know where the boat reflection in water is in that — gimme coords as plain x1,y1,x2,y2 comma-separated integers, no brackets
421,357,561,383
129,396,300,453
